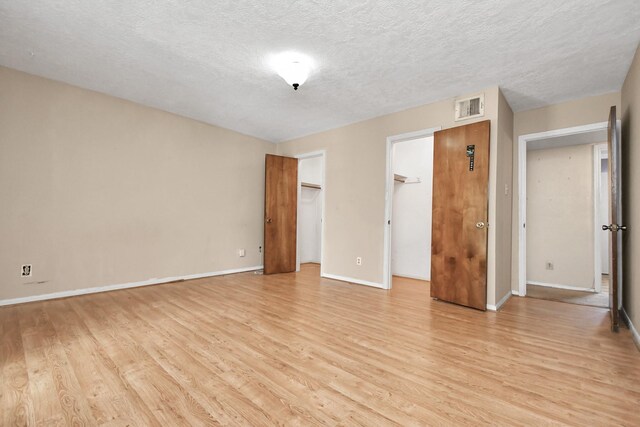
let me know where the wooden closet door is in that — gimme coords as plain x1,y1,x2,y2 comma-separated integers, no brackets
603,106,625,331
431,121,490,310
264,154,298,274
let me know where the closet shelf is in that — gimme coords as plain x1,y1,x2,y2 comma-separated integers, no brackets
301,182,322,190
394,174,421,184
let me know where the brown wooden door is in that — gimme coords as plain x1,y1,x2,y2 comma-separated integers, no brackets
431,121,490,310
603,106,625,331
264,154,298,275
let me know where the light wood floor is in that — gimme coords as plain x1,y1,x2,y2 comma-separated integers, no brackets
2,264,639,426
527,275,611,308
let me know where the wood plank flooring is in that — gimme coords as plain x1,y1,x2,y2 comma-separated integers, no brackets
527,284,609,308
1,264,639,426
527,276,610,308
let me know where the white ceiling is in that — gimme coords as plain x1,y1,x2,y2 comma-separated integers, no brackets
1,1,639,142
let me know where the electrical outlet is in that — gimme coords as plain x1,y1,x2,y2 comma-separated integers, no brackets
238,249,246,257
546,262,554,271
258,246,262,253
21,264,32,277
356,257,362,266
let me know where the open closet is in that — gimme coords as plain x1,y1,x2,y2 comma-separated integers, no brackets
391,136,434,281
298,156,323,268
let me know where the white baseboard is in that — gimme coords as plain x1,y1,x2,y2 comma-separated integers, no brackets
511,289,521,296
527,280,595,293
487,291,512,312
322,273,386,289
621,307,640,351
0,265,264,307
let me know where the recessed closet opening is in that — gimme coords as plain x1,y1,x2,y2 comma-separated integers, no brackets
296,151,325,276
383,131,436,289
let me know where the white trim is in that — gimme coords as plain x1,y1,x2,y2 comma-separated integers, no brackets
487,291,511,311
518,133,527,296
527,280,595,292
519,122,609,144
0,265,264,307
517,121,609,297
383,126,441,290
511,290,521,296
387,127,441,144
592,144,601,292
621,307,640,351
294,150,327,277
322,273,386,289
593,144,609,292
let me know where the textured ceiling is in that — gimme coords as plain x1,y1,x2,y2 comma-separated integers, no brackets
1,1,639,142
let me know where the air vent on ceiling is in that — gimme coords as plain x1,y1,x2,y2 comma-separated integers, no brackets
455,94,484,121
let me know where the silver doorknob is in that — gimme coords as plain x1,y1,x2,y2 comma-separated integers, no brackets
603,224,628,232
266,218,272,224
476,222,486,229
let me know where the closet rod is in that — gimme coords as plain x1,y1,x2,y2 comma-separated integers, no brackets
301,182,322,190
394,174,421,184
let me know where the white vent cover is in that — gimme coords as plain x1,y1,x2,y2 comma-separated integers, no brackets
454,94,484,121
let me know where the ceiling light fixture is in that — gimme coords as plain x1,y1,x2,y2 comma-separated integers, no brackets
270,52,313,91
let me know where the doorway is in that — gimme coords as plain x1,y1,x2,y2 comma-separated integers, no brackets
391,136,434,282
383,127,440,289
263,152,325,276
296,151,326,276
518,122,611,308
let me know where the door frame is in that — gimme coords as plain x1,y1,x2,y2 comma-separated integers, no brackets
517,121,616,296
383,126,441,290
294,150,327,276
594,143,609,293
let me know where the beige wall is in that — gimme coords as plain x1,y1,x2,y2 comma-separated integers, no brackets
526,145,597,288
0,65,522,309
277,86,513,307
0,66,275,302
511,92,621,293
621,44,640,338
496,90,514,303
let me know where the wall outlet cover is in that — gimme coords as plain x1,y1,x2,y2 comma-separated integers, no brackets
238,249,246,257
356,257,362,266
